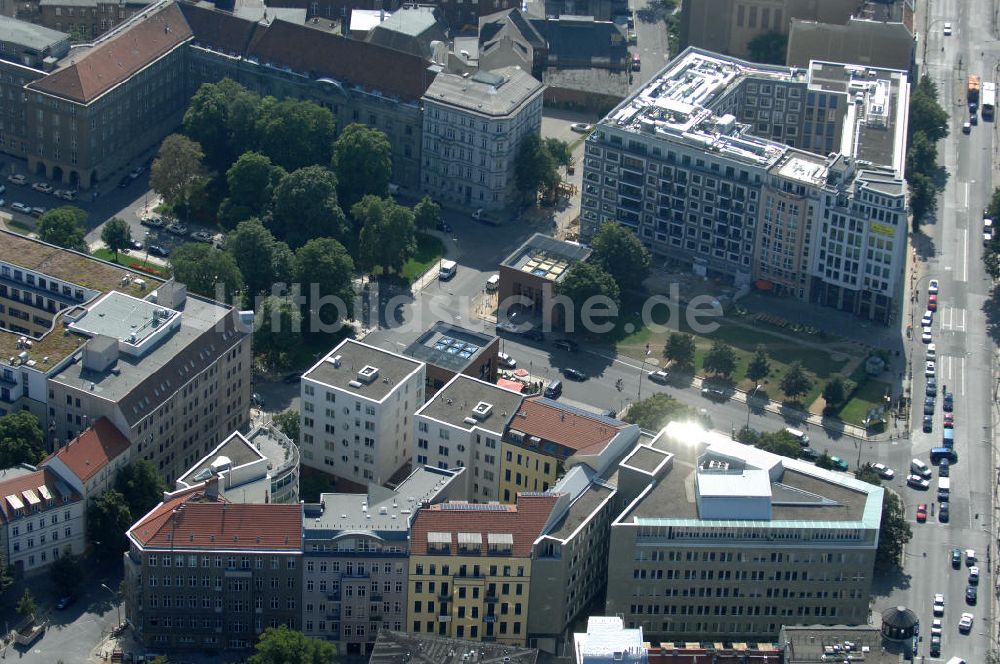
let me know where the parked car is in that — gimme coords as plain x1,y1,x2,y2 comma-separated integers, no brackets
128,166,145,180
0,184,4,194
969,566,979,585
959,612,974,631
562,368,587,381
166,222,188,235
930,618,942,636
943,21,952,35
141,216,164,228
921,310,933,326
55,595,75,610
553,339,579,352
54,189,77,201
929,635,941,657
190,230,215,243
10,202,30,213
118,175,132,188
436,220,453,233
933,593,945,616
916,503,927,522
907,474,930,490
570,123,593,133
928,293,938,310
924,396,935,415
965,587,977,606
966,549,976,566
282,372,303,385
497,352,516,369
147,244,170,257
939,502,950,522
925,360,936,377
129,239,143,250
953,548,962,568
943,392,954,411
31,182,54,194
871,463,894,480
830,456,849,472
926,377,937,397
944,413,954,428
648,370,669,384
922,415,934,432
928,279,940,294
30,207,45,218
7,173,26,185
701,386,727,401
921,327,933,343
939,460,950,477
799,447,819,461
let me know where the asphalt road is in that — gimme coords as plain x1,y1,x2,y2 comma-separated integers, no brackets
868,2,1000,663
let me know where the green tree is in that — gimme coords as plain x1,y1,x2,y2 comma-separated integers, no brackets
17,589,36,620
779,361,812,401
0,559,13,594
906,131,938,178
908,172,938,229
221,151,287,226
254,296,303,367
226,218,294,297
114,459,167,520
413,195,442,231
554,262,621,333
38,206,88,252
664,332,696,370
294,237,356,329
87,490,133,561
590,222,652,292
736,428,801,459
270,166,349,248
543,137,573,168
0,411,45,468
272,410,301,445
622,393,697,431
855,463,882,486
248,625,337,664
354,196,417,275
170,243,244,300
988,186,1000,220
854,472,911,572
100,217,132,260
333,123,394,209
514,134,560,201
255,97,336,172
745,345,771,383
49,548,83,596
746,31,787,65
815,450,835,470
150,134,210,213
909,75,949,143
183,79,262,171
702,340,737,378
822,375,848,407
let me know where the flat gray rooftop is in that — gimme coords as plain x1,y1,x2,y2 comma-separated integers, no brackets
424,66,542,118
69,291,178,346
404,322,496,373
500,233,592,283
370,630,538,664
782,625,895,664
0,15,68,53
303,466,458,535
622,445,669,474
305,339,423,402
543,481,614,541
247,425,297,471
417,375,522,433
51,295,242,425
177,431,264,486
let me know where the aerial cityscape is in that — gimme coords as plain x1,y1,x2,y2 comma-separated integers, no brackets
0,0,992,663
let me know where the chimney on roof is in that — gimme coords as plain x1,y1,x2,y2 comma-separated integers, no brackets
205,476,220,501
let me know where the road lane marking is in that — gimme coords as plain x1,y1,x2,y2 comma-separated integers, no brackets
960,227,969,282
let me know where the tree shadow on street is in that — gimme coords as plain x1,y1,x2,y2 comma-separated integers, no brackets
871,565,913,597
983,283,1000,345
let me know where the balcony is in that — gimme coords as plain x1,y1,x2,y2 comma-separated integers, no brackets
485,594,498,603
370,593,382,602
485,615,497,623
438,590,452,600
438,615,451,622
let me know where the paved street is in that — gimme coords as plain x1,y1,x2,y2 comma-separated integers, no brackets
867,1,1000,663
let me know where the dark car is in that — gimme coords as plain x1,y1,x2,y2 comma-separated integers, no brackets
953,548,963,568
129,239,143,250
702,386,727,401
282,372,303,384
553,339,579,352
562,368,587,381
926,377,937,396
522,328,545,342
251,393,264,408
929,635,941,657
939,459,950,477
55,595,75,610
118,175,132,188
966,585,978,605
943,392,954,412
436,221,453,233
922,415,933,433
924,396,935,415
147,244,170,257
939,502,950,522
800,447,819,461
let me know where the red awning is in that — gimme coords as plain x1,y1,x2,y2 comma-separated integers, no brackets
755,280,774,291
497,378,524,392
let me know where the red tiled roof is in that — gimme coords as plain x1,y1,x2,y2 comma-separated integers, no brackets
246,19,436,101
509,397,624,456
28,2,193,103
410,494,558,557
0,468,81,523
129,491,302,551
44,417,130,483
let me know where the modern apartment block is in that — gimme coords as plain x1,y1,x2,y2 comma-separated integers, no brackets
500,397,639,502
582,47,909,321
413,374,523,501
497,233,592,327
421,65,543,211
406,493,559,646
173,425,300,504
0,464,85,576
605,424,883,641
300,339,425,489
123,481,303,652
0,231,251,482
300,465,461,655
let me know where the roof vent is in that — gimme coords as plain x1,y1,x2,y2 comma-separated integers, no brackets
472,401,493,419
332,354,342,368
463,417,477,425
348,380,363,389
357,365,379,383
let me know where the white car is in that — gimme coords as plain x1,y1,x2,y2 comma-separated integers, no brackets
925,361,936,377
570,123,593,133
921,310,933,326
959,612,974,633
497,352,516,369
921,327,933,343
943,22,952,35
10,202,30,214
31,182,53,194
926,343,936,359
906,474,930,489
648,369,670,384
930,618,942,636
969,566,979,584
966,549,976,565
933,593,945,616
871,463,894,480
6,173,26,185
928,279,939,294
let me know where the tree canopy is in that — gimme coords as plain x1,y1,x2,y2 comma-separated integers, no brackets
223,151,286,225
779,361,812,401
822,376,848,407
745,345,771,383
170,243,244,301
554,262,620,332
270,166,349,248
254,296,303,367
622,393,703,431
255,97,336,172
100,218,132,259
413,196,442,231
226,218,294,298
0,411,45,468
590,222,651,292
333,123,394,209
183,79,262,172
514,134,561,201
663,332,696,370
49,549,83,596
114,459,167,521
354,196,417,275
272,410,301,445
702,340,737,378
737,427,801,459
294,238,356,329
150,134,209,212
38,206,88,252
248,625,337,664
87,490,133,560
854,468,911,572
746,31,787,65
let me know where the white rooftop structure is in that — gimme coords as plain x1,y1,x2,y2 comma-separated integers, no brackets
574,616,647,664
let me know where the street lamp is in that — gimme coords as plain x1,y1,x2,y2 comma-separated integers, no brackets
746,384,763,431
101,583,122,628
637,344,651,400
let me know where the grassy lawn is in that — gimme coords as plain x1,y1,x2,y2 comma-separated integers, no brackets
92,247,170,276
400,232,445,283
3,219,34,236
613,294,854,405
838,379,892,427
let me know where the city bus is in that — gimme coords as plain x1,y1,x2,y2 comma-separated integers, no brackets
982,81,995,120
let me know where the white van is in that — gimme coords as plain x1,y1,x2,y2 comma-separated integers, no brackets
486,274,500,291
784,427,809,446
911,458,931,478
946,658,966,664
439,259,457,280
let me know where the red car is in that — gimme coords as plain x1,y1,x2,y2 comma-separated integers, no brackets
944,413,954,428
928,294,938,311
916,504,928,523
